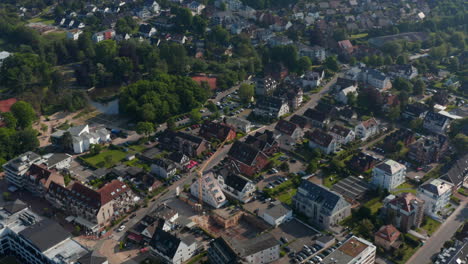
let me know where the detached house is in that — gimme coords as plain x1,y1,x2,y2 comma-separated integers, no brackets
408,134,448,165
150,228,197,264
139,24,157,37
92,29,115,43
441,154,468,190
151,158,177,179
417,179,453,218
423,111,451,134
227,141,269,177
348,152,378,172
355,118,379,140
388,64,418,80
255,77,278,96
51,124,110,154
306,129,337,155
303,108,330,128
199,121,236,142
335,78,358,104
402,103,428,120
217,173,256,203
374,225,401,251
190,172,227,208
372,160,406,191
226,117,252,133
159,131,208,157
187,1,205,15
244,130,278,155
329,124,355,145
46,180,136,232
274,119,303,141
302,70,325,88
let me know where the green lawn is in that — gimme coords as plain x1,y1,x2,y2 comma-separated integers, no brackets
129,144,147,152
323,175,339,188
397,244,421,264
28,16,54,25
350,33,368,39
82,149,128,168
276,189,297,206
391,182,418,194
458,187,468,196
364,197,383,214
418,217,441,235
125,158,150,172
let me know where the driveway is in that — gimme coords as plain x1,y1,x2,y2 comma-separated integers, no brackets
406,199,468,264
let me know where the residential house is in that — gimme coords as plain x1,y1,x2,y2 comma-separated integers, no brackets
230,233,280,263
0,51,11,67
355,118,379,140
260,202,292,227
302,70,324,88
267,35,293,47
24,164,64,197
322,236,376,264
329,124,355,145
46,180,136,232
151,159,177,179
145,0,161,13
382,129,415,152
293,181,351,229
244,130,279,155
139,24,157,37
190,172,227,208
417,179,453,218
92,29,115,43
226,117,252,133
274,120,303,141
335,79,358,104
348,152,378,172
374,225,401,251
66,29,83,40
158,131,209,157
306,129,338,155
303,108,330,128
361,68,392,90
51,124,110,154
289,114,311,129
372,160,406,190
3,152,43,188
334,78,358,92
408,134,448,165
441,154,468,190
187,1,205,15
298,45,326,62
199,121,236,142
149,228,197,264
388,64,418,80
337,39,355,55
227,141,269,177
167,152,190,167
423,111,451,134
128,204,178,244
255,77,278,96
254,96,290,118
217,173,256,203
382,193,425,232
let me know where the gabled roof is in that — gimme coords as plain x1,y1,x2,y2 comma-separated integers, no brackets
139,24,154,34
199,121,234,140
97,180,130,205
306,129,334,147
168,151,187,163
424,111,450,126
289,114,308,128
244,130,276,151
296,180,348,215
150,228,196,259
231,233,279,257
303,108,328,122
275,119,299,136
329,124,352,137
442,154,468,186
228,141,260,166
360,118,378,129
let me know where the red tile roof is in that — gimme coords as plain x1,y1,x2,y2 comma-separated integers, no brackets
0,98,17,112
98,180,129,205
375,225,400,243
192,76,217,90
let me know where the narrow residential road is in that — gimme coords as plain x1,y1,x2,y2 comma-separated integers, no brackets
407,199,468,264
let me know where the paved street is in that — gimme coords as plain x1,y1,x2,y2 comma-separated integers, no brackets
407,199,468,264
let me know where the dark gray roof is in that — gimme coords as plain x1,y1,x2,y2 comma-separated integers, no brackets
19,219,70,252
150,229,196,259
208,237,239,264
331,176,370,201
168,151,186,163
256,96,286,109
2,199,27,215
296,180,348,215
425,111,450,126
304,108,328,122
225,173,250,192
264,203,291,219
45,153,70,167
228,141,260,166
442,154,468,186
231,233,279,257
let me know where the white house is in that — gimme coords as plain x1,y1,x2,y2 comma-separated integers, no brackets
149,228,197,264
302,70,324,88
372,160,406,191
66,29,83,40
51,124,110,154
231,233,280,264
261,202,292,227
355,118,379,140
187,1,205,15
43,153,72,170
329,125,355,145
146,0,161,13
417,179,453,218
306,129,338,155
151,159,177,179
191,172,227,208
226,117,252,133
217,173,256,203
335,85,358,104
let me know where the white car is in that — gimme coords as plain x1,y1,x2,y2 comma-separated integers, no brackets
117,225,125,232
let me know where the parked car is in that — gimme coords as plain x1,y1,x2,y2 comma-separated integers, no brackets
117,225,125,232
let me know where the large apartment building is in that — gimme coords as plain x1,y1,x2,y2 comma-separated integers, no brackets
190,172,227,208
417,179,453,218
0,199,93,264
293,181,351,229
46,180,136,232
3,152,42,188
322,236,376,264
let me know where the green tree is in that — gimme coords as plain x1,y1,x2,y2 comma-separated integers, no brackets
11,101,36,129
190,109,202,123
306,160,318,173
382,42,402,57
412,78,426,95
297,56,312,74
239,83,254,104
325,56,339,72
136,121,155,138
0,112,17,129
15,128,39,153
167,117,176,131
452,133,468,155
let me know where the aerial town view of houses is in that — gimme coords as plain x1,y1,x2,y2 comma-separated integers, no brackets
0,0,467,263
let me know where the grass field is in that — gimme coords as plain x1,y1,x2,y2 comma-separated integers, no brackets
364,197,383,214
350,33,368,39
418,217,441,235
276,189,297,206
82,149,128,168
28,16,54,25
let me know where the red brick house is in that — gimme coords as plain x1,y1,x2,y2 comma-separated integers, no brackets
228,141,269,177
199,121,236,142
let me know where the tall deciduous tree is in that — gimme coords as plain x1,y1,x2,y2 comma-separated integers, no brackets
239,83,254,104
11,101,36,129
